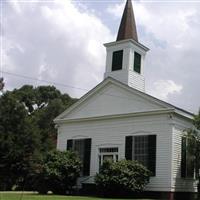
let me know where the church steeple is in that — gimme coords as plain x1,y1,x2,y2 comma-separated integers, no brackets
117,0,138,42
104,0,149,92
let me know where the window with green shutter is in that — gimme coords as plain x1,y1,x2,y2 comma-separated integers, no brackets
181,137,187,178
125,135,156,176
112,50,123,71
66,138,91,176
181,137,195,178
134,52,141,73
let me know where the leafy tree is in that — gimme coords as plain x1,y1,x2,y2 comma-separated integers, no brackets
0,77,4,91
14,85,77,152
194,110,200,130
193,111,200,195
95,160,151,197
0,92,41,190
186,110,200,196
0,85,77,190
32,150,81,194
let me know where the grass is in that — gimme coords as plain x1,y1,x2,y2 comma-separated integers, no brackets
0,192,155,200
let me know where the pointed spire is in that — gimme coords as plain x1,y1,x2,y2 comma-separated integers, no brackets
116,0,138,42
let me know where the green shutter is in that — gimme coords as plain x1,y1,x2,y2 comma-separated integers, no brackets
148,135,156,176
134,52,141,73
67,139,73,151
187,138,195,178
83,138,92,176
181,137,187,178
125,136,133,160
112,50,123,71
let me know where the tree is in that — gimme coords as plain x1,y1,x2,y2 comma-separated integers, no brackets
0,85,77,190
95,160,151,197
194,110,200,130
13,85,77,152
186,110,200,196
193,111,200,195
32,150,81,194
0,92,41,190
0,77,4,91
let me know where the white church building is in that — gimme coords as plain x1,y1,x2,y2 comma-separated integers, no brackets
54,0,197,199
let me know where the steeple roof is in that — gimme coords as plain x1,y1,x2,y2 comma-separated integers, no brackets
116,0,138,42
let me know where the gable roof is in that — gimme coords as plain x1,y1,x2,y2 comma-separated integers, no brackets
54,77,193,123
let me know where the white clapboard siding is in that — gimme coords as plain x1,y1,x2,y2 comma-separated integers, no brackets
128,70,145,92
57,113,174,192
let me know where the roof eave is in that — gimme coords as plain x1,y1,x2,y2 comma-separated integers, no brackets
54,108,175,124
104,39,149,52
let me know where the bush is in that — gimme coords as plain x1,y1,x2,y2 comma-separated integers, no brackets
95,159,151,196
33,150,81,194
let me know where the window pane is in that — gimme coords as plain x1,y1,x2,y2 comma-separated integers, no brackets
187,138,195,178
134,52,141,73
112,50,123,71
181,137,195,178
132,135,156,176
181,137,187,178
74,139,85,161
133,136,148,168
103,155,114,162
100,147,118,153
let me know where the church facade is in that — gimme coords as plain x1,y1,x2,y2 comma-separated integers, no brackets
54,0,197,198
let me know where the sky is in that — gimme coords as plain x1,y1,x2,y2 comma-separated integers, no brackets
1,0,200,113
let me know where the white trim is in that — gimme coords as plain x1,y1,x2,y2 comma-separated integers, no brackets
54,78,193,124
129,130,153,135
104,39,149,52
55,109,174,124
96,143,122,147
71,135,89,139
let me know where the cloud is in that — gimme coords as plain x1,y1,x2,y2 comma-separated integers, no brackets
2,0,200,113
106,1,124,19
3,0,113,97
149,80,183,101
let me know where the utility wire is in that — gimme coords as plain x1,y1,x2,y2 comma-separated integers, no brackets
1,70,147,102
1,70,89,91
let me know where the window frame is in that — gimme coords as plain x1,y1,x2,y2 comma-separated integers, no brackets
181,136,195,179
133,52,141,74
112,50,123,71
125,134,156,176
67,138,91,176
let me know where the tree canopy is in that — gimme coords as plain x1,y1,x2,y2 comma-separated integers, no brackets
194,110,200,130
0,85,77,190
194,110,200,195
186,110,200,195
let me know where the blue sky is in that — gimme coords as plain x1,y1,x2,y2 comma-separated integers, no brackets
1,0,200,113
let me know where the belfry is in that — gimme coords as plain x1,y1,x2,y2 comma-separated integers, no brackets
104,0,149,92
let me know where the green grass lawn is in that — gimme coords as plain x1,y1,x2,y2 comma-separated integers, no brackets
0,193,155,200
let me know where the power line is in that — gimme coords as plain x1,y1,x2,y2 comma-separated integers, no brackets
1,70,89,92
1,70,147,102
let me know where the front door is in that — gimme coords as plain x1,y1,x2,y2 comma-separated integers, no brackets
98,147,118,170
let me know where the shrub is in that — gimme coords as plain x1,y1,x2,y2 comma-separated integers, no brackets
33,150,81,194
95,159,151,196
